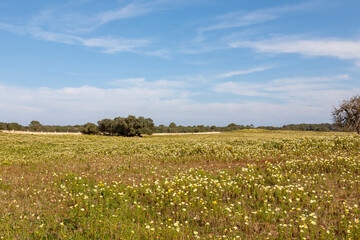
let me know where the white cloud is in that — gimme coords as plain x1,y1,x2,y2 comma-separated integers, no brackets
334,74,349,80
215,75,359,107
217,66,273,78
110,78,146,87
216,82,264,97
0,22,151,54
0,22,26,34
143,49,170,59
0,83,192,125
230,37,360,65
109,78,186,88
29,26,81,45
0,0,182,55
22,1,181,34
97,0,171,25
200,11,276,32
1,74,357,126
199,1,316,33
80,37,150,54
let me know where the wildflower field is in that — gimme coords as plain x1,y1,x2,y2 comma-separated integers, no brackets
0,130,359,239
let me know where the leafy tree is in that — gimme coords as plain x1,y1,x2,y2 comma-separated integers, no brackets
98,119,114,134
29,120,42,131
97,116,154,137
227,123,238,131
82,123,99,135
332,94,360,134
0,122,7,130
7,122,24,131
136,116,155,136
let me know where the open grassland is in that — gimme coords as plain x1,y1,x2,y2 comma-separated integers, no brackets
0,130,359,239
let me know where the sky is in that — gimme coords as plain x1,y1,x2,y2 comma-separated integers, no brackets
0,0,360,127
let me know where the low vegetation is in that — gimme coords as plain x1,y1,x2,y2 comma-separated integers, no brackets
0,120,346,135
0,130,359,239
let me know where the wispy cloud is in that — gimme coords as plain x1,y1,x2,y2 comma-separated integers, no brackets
215,75,357,103
66,72,105,77
230,37,360,65
80,37,150,54
0,0,183,55
25,0,181,34
109,78,186,88
199,1,317,33
110,78,147,87
143,49,171,58
0,22,26,34
97,0,176,25
217,66,274,78
0,22,151,54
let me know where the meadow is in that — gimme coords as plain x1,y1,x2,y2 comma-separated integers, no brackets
0,130,359,239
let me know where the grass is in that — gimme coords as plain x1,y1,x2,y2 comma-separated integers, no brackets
0,130,359,239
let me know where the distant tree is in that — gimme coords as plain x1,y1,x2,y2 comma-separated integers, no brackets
111,117,126,135
82,123,99,135
227,123,238,131
98,116,155,137
7,122,24,131
0,122,7,130
332,94,360,134
210,125,218,131
29,120,42,131
98,119,114,134
136,116,155,136
157,124,167,133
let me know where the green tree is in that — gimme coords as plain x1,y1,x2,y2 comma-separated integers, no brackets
98,119,114,134
29,120,42,131
98,116,154,137
82,123,99,135
0,122,7,130
7,122,24,131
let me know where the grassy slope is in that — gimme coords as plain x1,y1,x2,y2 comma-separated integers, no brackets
0,130,359,239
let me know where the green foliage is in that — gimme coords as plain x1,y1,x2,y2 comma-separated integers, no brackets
6,122,24,131
0,122,7,130
29,120,42,131
0,121,346,134
0,122,85,132
82,123,99,135
280,123,341,132
154,123,254,133
98,115,155,137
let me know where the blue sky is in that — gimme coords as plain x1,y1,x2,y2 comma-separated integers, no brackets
0,0,360,126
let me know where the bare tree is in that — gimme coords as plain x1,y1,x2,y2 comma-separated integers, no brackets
332,94,360,134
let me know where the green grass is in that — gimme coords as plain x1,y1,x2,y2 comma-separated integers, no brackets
0,130,359,239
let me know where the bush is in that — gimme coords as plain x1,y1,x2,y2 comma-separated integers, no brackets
82,123,99,135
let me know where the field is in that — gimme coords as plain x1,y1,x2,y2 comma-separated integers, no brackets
0,130,359,239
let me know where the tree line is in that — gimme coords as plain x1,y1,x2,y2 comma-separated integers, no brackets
0,121,84,132
0,118,348,136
